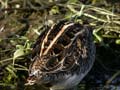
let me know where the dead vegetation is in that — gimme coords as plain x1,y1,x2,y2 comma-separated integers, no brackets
0,0,120,90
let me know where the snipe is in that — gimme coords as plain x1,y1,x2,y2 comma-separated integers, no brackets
25,20,95,90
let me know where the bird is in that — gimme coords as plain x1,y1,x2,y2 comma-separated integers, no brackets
25,20,96,90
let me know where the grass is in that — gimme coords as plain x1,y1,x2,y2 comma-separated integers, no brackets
0,0,120,90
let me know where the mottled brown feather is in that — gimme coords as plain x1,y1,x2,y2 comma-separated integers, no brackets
26,20,95,90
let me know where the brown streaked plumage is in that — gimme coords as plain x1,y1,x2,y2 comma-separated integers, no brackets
25,20,95,90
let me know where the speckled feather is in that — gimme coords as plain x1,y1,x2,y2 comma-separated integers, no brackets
26,20,95,90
